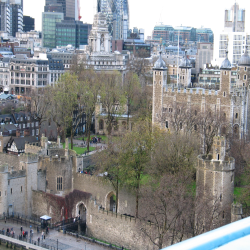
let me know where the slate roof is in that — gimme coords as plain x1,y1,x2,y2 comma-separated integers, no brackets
11,136,38,151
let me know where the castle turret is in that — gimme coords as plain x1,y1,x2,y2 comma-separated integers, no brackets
220,51,232,96
196,136,235,229
178,51,192,88
152,51,168,128
237,49,250,88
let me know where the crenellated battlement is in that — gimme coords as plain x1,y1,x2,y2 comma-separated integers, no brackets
40,155,68,163
198,155,235,172
165,87,220,96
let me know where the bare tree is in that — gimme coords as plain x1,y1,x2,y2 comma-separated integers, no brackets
28,88,51,138
99,71,126,136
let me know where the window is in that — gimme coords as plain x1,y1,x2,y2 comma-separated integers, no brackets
194,124,197,131
21,186,22,192
36,129,39,135
0,191,1,196
235,113,238,119
8,180,10,185
244,75,247,80
57,177,63,190
180,122,182,130
32,130,35,136
36,122,38,126
166,121,168,128
223,92,226,97
11,188,12,194
217,154,220,160
23,124,25,129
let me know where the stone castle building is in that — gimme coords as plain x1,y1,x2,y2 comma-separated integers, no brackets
153,49,250,140
197,136,235,227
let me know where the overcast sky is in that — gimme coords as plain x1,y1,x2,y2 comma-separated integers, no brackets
23,0,250,37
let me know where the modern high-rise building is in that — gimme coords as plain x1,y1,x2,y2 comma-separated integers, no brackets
0,0,23,37
97,0,129,40
224,3,245,32
55,20,92,48
42,12,64,48
45,0,78,20
213,3,249,67
23,16,35,32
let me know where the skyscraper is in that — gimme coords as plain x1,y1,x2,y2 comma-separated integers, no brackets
213,3,249,67
224,3,245,32
45,0,78,20
0,0,23,37
97,0,129,39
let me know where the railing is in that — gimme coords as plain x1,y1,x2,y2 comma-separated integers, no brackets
0,231,62,250
162,216,250,250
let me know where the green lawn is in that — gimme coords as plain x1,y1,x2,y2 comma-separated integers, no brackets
78,135,108,142
62,143,96,155
234,187,250,206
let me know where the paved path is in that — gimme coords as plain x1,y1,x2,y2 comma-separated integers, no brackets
0,219,110,250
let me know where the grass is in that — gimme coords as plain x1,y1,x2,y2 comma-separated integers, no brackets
234,187,250,206
78,135,108,142
62,143,96,155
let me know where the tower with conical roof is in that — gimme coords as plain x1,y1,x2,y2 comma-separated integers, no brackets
219,51,232,96
237,48,250,88
178,51,192,88
152,51,168,128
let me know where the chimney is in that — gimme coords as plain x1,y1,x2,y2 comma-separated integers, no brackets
16,129,20,138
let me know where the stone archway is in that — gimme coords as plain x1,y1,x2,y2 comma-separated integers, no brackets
75,202,87,234
75,202,87,221
105,191,116,212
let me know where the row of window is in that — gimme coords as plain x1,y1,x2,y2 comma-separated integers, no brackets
0,186,23,197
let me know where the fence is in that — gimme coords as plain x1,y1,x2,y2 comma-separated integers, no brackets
0,231,62,250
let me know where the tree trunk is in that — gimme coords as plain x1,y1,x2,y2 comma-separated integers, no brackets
136,179,140,218
127,103,130,130
115,178,119,213
71,124,73,150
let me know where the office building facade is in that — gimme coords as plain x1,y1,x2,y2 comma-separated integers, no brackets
45,0,77,20
213,3,249,67
23,16,34,32
97,0,129,39
0,0,23,37
55,21,91,48
42,12,64,48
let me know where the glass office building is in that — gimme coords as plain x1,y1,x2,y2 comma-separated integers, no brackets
45,0,76,20
42,12,64,48
56,20,92,48
97,0,129,39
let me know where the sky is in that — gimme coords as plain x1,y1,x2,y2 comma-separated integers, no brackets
23,0,250,38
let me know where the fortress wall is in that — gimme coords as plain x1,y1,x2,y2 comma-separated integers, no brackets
73,173,137,216
39,156,73,195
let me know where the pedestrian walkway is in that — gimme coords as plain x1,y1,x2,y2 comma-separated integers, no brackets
0,219,110,250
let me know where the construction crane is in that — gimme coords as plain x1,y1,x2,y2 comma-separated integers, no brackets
78,0,82,20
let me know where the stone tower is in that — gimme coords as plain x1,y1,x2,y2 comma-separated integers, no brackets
196,136,235,229
0,166,8,215
152,51,168,128
87,12,111,54
178,51,192,88
220,51,232,96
